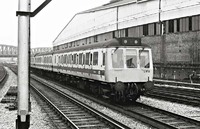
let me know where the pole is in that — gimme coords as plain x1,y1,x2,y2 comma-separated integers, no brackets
159,0,165,78
159,0,162,35
16,0,51,128
16,0,30,128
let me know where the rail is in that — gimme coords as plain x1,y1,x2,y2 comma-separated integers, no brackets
0,65,7,83
31,76,130,129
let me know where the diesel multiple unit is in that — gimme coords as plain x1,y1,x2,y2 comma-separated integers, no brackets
31,38,154,102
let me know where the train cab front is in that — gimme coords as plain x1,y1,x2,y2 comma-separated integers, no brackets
106,44,154,102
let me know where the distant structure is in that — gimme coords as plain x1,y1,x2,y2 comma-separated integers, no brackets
0,44,17,57
0,44,52,63
31,47,52,55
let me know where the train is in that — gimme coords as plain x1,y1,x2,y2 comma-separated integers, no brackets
31,37,154,102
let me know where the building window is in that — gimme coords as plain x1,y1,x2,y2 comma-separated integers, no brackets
113,31,115,38
177,19,180,32
94,35,98,42
125,28,128,37
143,24,148,36
154,23,157,35
189,17,192,31
169,20,174,33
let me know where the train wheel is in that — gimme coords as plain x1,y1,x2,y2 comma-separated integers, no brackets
121,94,127,103
114,91,126,103
77,80,86,90
129,83,139,101
115,92,120,102
90,84,99,95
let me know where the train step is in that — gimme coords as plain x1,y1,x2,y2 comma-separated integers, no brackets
102,95,109,99
102,89,110,93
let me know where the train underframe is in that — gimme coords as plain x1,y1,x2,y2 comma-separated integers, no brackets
31,68,152,103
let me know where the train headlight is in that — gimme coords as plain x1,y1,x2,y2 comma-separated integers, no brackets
134,40,138,44
121,38,141,46
123,40,128,44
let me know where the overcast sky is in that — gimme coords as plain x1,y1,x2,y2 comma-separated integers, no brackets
0,0,110,48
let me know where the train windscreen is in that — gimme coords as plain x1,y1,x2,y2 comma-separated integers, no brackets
139,50,150,68
112,49,124,68
126,49,137,68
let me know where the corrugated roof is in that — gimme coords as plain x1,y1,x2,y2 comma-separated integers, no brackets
79,0,137,14
53,0,152,45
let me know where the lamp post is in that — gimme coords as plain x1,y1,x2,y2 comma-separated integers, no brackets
16,0,52,128
16,0,31,128
158,0,166,78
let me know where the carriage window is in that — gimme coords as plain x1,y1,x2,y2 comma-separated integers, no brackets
58,56,61,63
90,53,93,65
43,57,46,63
102,53,105,66
61,55,64,63
83,54,85,65
139,50,150,68
64,55,66,63
68,54,72,64
79,53,83,65
66,55,68,64
93,52,98,65
77,54,79,64
71,54,73,64
126,49,137,68
85,53,90,65
50,57,52,63
112,49,124,68
46,57,47,63
74,54,77,64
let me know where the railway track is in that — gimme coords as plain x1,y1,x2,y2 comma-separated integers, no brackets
32,74,200,129
154,79,200,89
30,76,130,129
145,85,200,106
0,65,8,86
120,103,200,129
7,65,200,128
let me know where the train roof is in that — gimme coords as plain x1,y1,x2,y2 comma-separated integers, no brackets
32,51,54,57
53,37,150,54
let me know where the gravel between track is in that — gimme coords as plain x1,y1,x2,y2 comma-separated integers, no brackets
138,96,200,121
34,75,153,129
0,67,55,129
